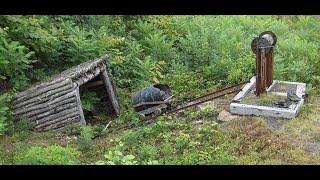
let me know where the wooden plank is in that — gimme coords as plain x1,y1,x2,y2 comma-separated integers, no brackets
75,87,86,125
101,65,120,116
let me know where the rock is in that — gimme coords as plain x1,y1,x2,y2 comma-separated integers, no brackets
217,110,238,122
192,120,203,125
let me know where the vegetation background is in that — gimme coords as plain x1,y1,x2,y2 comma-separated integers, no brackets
1,15,320,165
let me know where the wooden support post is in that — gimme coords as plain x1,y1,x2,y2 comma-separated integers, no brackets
75,87,86,125
101,66,120,116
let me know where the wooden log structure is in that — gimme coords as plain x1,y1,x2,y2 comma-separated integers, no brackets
12,55,120,132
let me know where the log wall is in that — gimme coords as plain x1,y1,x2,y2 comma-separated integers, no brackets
12,56,120,132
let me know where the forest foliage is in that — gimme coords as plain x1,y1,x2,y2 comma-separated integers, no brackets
0,15,320,141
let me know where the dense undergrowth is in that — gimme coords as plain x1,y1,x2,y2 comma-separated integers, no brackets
1,15,320,164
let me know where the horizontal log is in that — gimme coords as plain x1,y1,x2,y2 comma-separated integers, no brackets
13,82,74,109
35,106,79,125
59,59,104,80
13,91,77,116
36,111,79,129
74,65,104,86
86,80,104,88
14,97,76,121
41,116,81,131
13,79,72,104
13,77,66,99
13,87,75,110
27,102,77,122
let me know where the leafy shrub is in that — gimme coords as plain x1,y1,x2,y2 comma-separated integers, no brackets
14,145,81,165
80,91,99,112
0,93,11,135
96,150,137,165
77,126,94,151
11,118,34,141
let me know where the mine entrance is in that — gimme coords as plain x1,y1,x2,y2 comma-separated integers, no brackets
79,75,117,126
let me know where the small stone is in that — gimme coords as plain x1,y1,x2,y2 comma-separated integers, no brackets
217,110,238,122
192,120,203,125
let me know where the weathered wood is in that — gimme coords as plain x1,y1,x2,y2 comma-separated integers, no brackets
14,97,76,121
76,87,86,125
13,77,66,99
49,117,80,130
13,82,74,109
13,91,77,116
26,102,77,122
38,114,80,131
35,107,78,125
86,80,104,88
36,111,79,129
14,86,75,110
13,79,72,104
101,65,120,116
75,66,104,86
12,55,120,132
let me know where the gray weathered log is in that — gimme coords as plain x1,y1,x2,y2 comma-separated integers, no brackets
75,87,86,125
47,116,81,130
27,102,77,122
12,55,120,132
13,77,66,99
14,97,77,121
13,91,77,116
35,106,78,125
13,79,72,104
101,64,120,116
86,80,104,88
37,114,80,130
14,87,75,110
36,112,79,129
13,82,73,108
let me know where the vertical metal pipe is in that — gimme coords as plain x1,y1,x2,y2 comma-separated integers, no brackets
256,48,261,96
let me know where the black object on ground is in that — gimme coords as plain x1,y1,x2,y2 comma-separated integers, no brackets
273,100,292,108
287,92,301,102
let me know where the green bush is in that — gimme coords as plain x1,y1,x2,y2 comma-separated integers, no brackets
96,150,138,165
77,126,94,151
0,93,10,135
11,118,34,141
14,145,81,165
